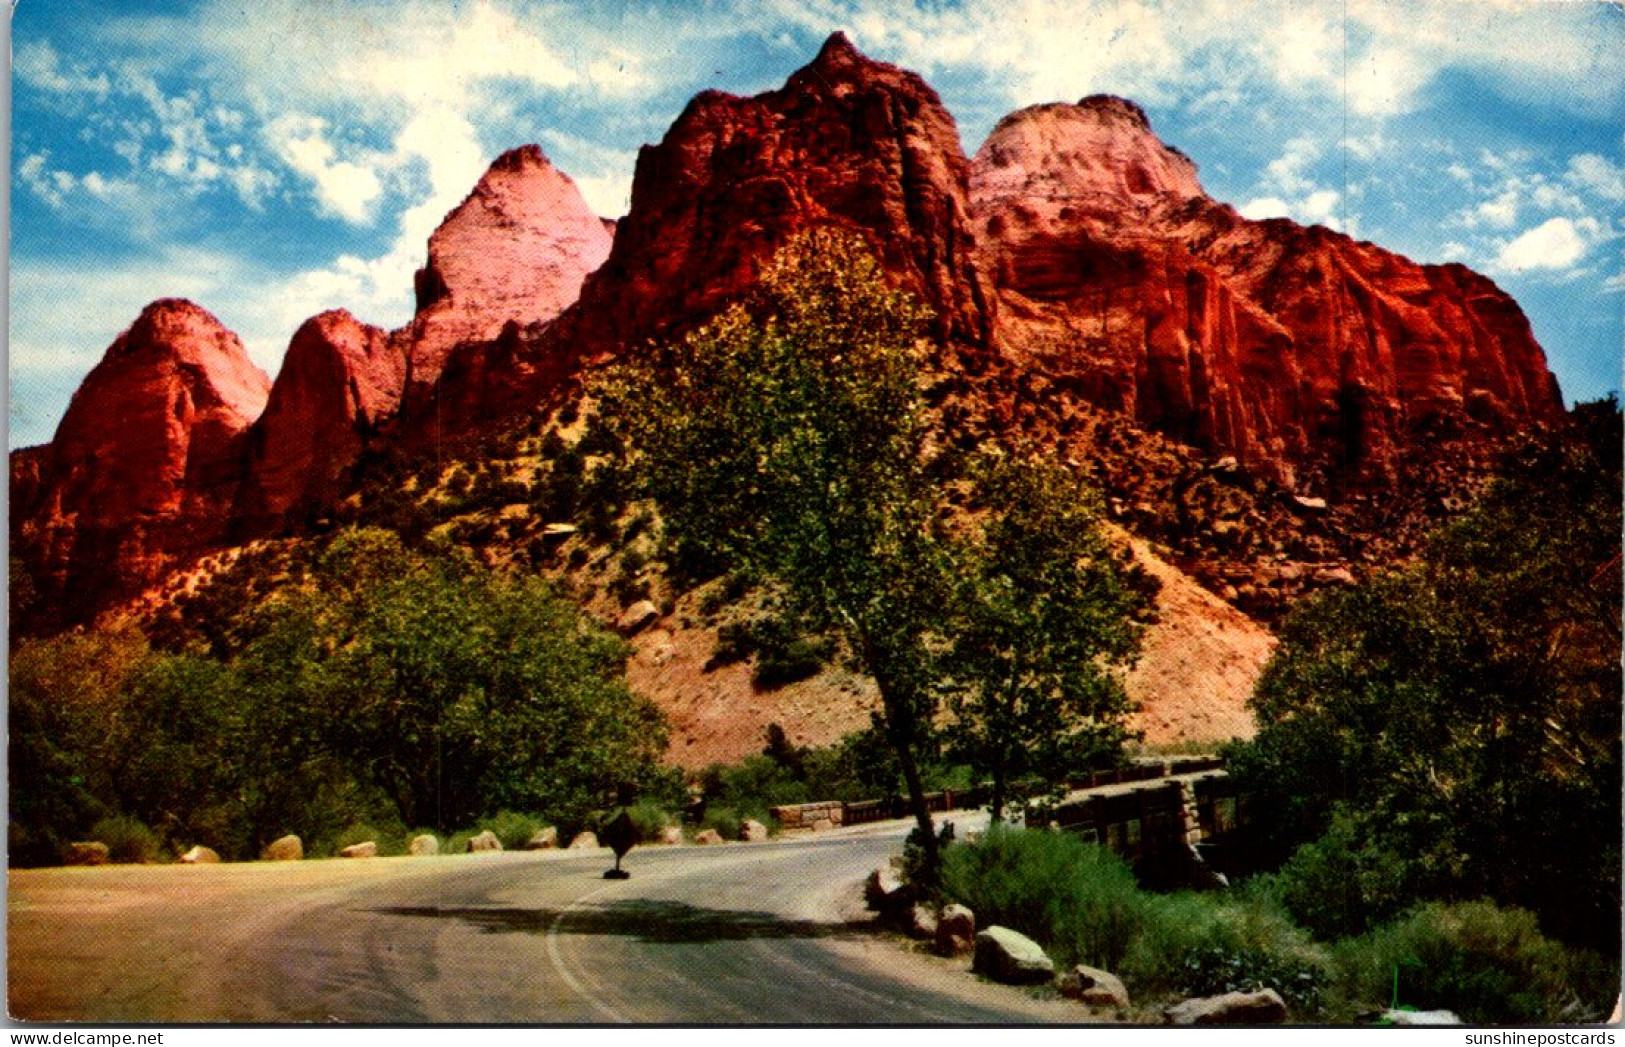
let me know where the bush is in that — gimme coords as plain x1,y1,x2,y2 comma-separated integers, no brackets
941,824,1148,971
1331,901,1615,1024
90,815,162,864
486,810,545,851
1270,812,1411,940
941,826,1330,1014
623,801,676,841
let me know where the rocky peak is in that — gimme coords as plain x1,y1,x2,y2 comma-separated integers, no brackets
402,143,612,384
972,97,1204,219
559,30,991,362
15,299,270,622
237,309,403,534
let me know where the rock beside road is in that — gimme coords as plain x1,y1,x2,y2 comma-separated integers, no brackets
692,829,724,845
261,835,303,861
1165,989,1287,1025
740,819,769,842
339,842,378,859
523,827,559,850
567,831,599,850
1057,964,1130,1009
409,835,440,857
466,831,502,853
178,845,221,865
973,926,1055,985
935,904,975,957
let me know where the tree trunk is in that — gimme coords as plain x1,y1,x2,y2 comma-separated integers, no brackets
990,766,1007,824
894,735,939,870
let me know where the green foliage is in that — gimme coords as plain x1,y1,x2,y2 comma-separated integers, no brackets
232,528,670,836
596,228,952,858
622,800,677,841
942,450,1155,819
1267,811,1411,940
942,826,1330,1013
1231,403,1623,954
709,611,837,688
1331,901,1614,1023
486,810,547,852
89,815,163,864
9,527,671,863
942,824,1148,972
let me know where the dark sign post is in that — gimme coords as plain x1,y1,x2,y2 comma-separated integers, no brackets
602,809,639,879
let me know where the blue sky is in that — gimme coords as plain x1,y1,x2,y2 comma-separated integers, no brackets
9,0,1623,448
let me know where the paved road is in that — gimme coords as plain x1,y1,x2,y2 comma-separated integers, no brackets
9,818,1083,1024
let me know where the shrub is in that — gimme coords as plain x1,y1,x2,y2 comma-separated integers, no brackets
697,805,744,841
623,801,676,841
90,815,162,864
486,810,545,851
941,824,1148,971
1331,901,1612,1023
1270,813,1411,939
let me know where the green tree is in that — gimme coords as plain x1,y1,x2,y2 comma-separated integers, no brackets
943,450,1156,821
234,528,669,836
1231,400,1622,953
598,228,954,865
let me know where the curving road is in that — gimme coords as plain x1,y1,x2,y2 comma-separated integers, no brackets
8,818,1083,1024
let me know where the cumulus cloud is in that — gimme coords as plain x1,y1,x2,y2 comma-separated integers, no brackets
265,115,384,224
1496,217,1588,272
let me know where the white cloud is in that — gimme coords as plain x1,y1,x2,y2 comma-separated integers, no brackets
265,115,384,224
1495,217,1588,272
14,40,111,97
1566,153,1625,204
1238,196,1292,221
1475,190,1519,229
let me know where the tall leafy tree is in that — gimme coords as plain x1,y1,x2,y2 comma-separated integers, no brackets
234,528,669,835
943,450,1156,821
599,228,954,864
1231,400,1622,953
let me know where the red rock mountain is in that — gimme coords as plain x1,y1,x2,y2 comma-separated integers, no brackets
971,96,1564,487
10,299,270,615
11,35,1565,627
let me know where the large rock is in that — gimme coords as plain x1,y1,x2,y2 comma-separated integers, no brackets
567,831,599,850
261,834,304,861
65,842,110,866
466,830,502,853
654,825,684,846
739,819,769,843
399,143,613,388
339,841,378,859
11,299,270,623
1057,964,1130,1009
523,826,559,850
935,903,976,957
973,926,1056,985
692,828,724,845
178,845,221,865
971,97,1563,488
1164,988,1288,1025
865,863,909,911
618,600,661,636
408,834,440,857
907,904,938,940
1382,1009,1461,1026
235,309,405,535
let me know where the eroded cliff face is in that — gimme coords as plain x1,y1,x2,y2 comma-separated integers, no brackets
401,144,614,388
12,37,1568,630
12,299,271,619
569,31,991,357
971,97,1564,487
235,309,405,534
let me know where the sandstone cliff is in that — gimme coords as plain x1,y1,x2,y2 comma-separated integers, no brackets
971,96,1565,487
